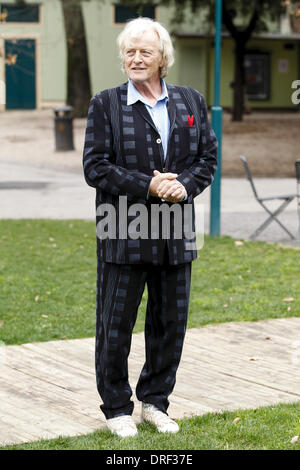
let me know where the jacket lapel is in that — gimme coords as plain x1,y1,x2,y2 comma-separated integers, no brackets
134,100,157,133
165,95,176,169
128,82,178,171
166,90,176,137
164,85,177,171
133,100,164,170
132,83,177,139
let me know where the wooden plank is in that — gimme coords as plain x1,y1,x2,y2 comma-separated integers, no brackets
0,318,300,447
185,338,300,387
22,343,94,374
207,321,300,345
186,332,300,379
0,365,101,424
5,346,94,391
182,340,300,393
189,318,300,343
184,336,298,379
0,367,101,421
0,380,104,445
0,395,68,441
176,356,298,404
0,416,41,445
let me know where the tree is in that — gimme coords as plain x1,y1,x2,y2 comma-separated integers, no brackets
60,0,92,117
120,0,288,121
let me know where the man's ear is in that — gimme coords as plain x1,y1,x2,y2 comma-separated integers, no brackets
157,50,163,66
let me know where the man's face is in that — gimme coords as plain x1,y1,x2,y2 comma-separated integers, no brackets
123,29,163,85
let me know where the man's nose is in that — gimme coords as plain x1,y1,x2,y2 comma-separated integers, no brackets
133,51,142,63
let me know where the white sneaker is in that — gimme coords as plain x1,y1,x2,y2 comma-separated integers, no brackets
106,415,138,438
141,403,179,433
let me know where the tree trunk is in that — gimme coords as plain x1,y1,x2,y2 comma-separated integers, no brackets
232,44,245,121
222,4,259,122
61,0,91,117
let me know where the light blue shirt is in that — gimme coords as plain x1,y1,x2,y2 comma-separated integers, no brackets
127,78,170,161
127,78,187,201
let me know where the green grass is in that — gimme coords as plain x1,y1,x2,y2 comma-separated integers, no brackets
0,219,299,345
1,402,300,450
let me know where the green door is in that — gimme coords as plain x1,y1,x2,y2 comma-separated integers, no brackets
5,39,36,109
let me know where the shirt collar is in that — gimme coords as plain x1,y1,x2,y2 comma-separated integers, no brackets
127,78,168,107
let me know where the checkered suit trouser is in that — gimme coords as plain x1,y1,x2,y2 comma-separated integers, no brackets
95,252,192,419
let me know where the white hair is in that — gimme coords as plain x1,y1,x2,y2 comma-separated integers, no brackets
117,17,174,78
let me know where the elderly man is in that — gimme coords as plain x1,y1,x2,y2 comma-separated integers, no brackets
83,17,217,438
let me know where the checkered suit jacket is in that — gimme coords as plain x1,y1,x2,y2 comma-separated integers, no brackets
83,82,218,265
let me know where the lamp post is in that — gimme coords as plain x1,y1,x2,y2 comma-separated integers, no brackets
210,0,223,236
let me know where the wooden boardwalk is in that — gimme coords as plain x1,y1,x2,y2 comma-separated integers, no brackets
1,317,300,446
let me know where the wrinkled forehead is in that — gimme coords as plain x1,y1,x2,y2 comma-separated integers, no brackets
123,29,161,51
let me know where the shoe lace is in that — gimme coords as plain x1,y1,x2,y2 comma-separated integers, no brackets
114,415,136,428
147,408,175,425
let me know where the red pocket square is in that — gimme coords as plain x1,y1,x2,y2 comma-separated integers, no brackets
188,115,194,127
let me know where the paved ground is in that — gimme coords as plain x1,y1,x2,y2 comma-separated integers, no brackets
0,108,299,244
1,159,299,245
1,109,300,177
1,317,300,446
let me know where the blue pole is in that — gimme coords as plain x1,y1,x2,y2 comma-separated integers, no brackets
210,0,223,236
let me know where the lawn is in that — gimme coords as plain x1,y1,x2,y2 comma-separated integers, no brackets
1,402,300,450
0,219,299,345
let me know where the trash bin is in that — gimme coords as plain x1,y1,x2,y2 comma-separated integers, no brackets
54,105,74,151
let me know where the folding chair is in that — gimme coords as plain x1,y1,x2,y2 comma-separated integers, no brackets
295,159,300,239
240,155,297,240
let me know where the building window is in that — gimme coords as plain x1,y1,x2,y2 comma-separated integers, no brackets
0,2,40,23
244,53,270,101
114,4,156,23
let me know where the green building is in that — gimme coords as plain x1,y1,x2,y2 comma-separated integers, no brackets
0,0,299,111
